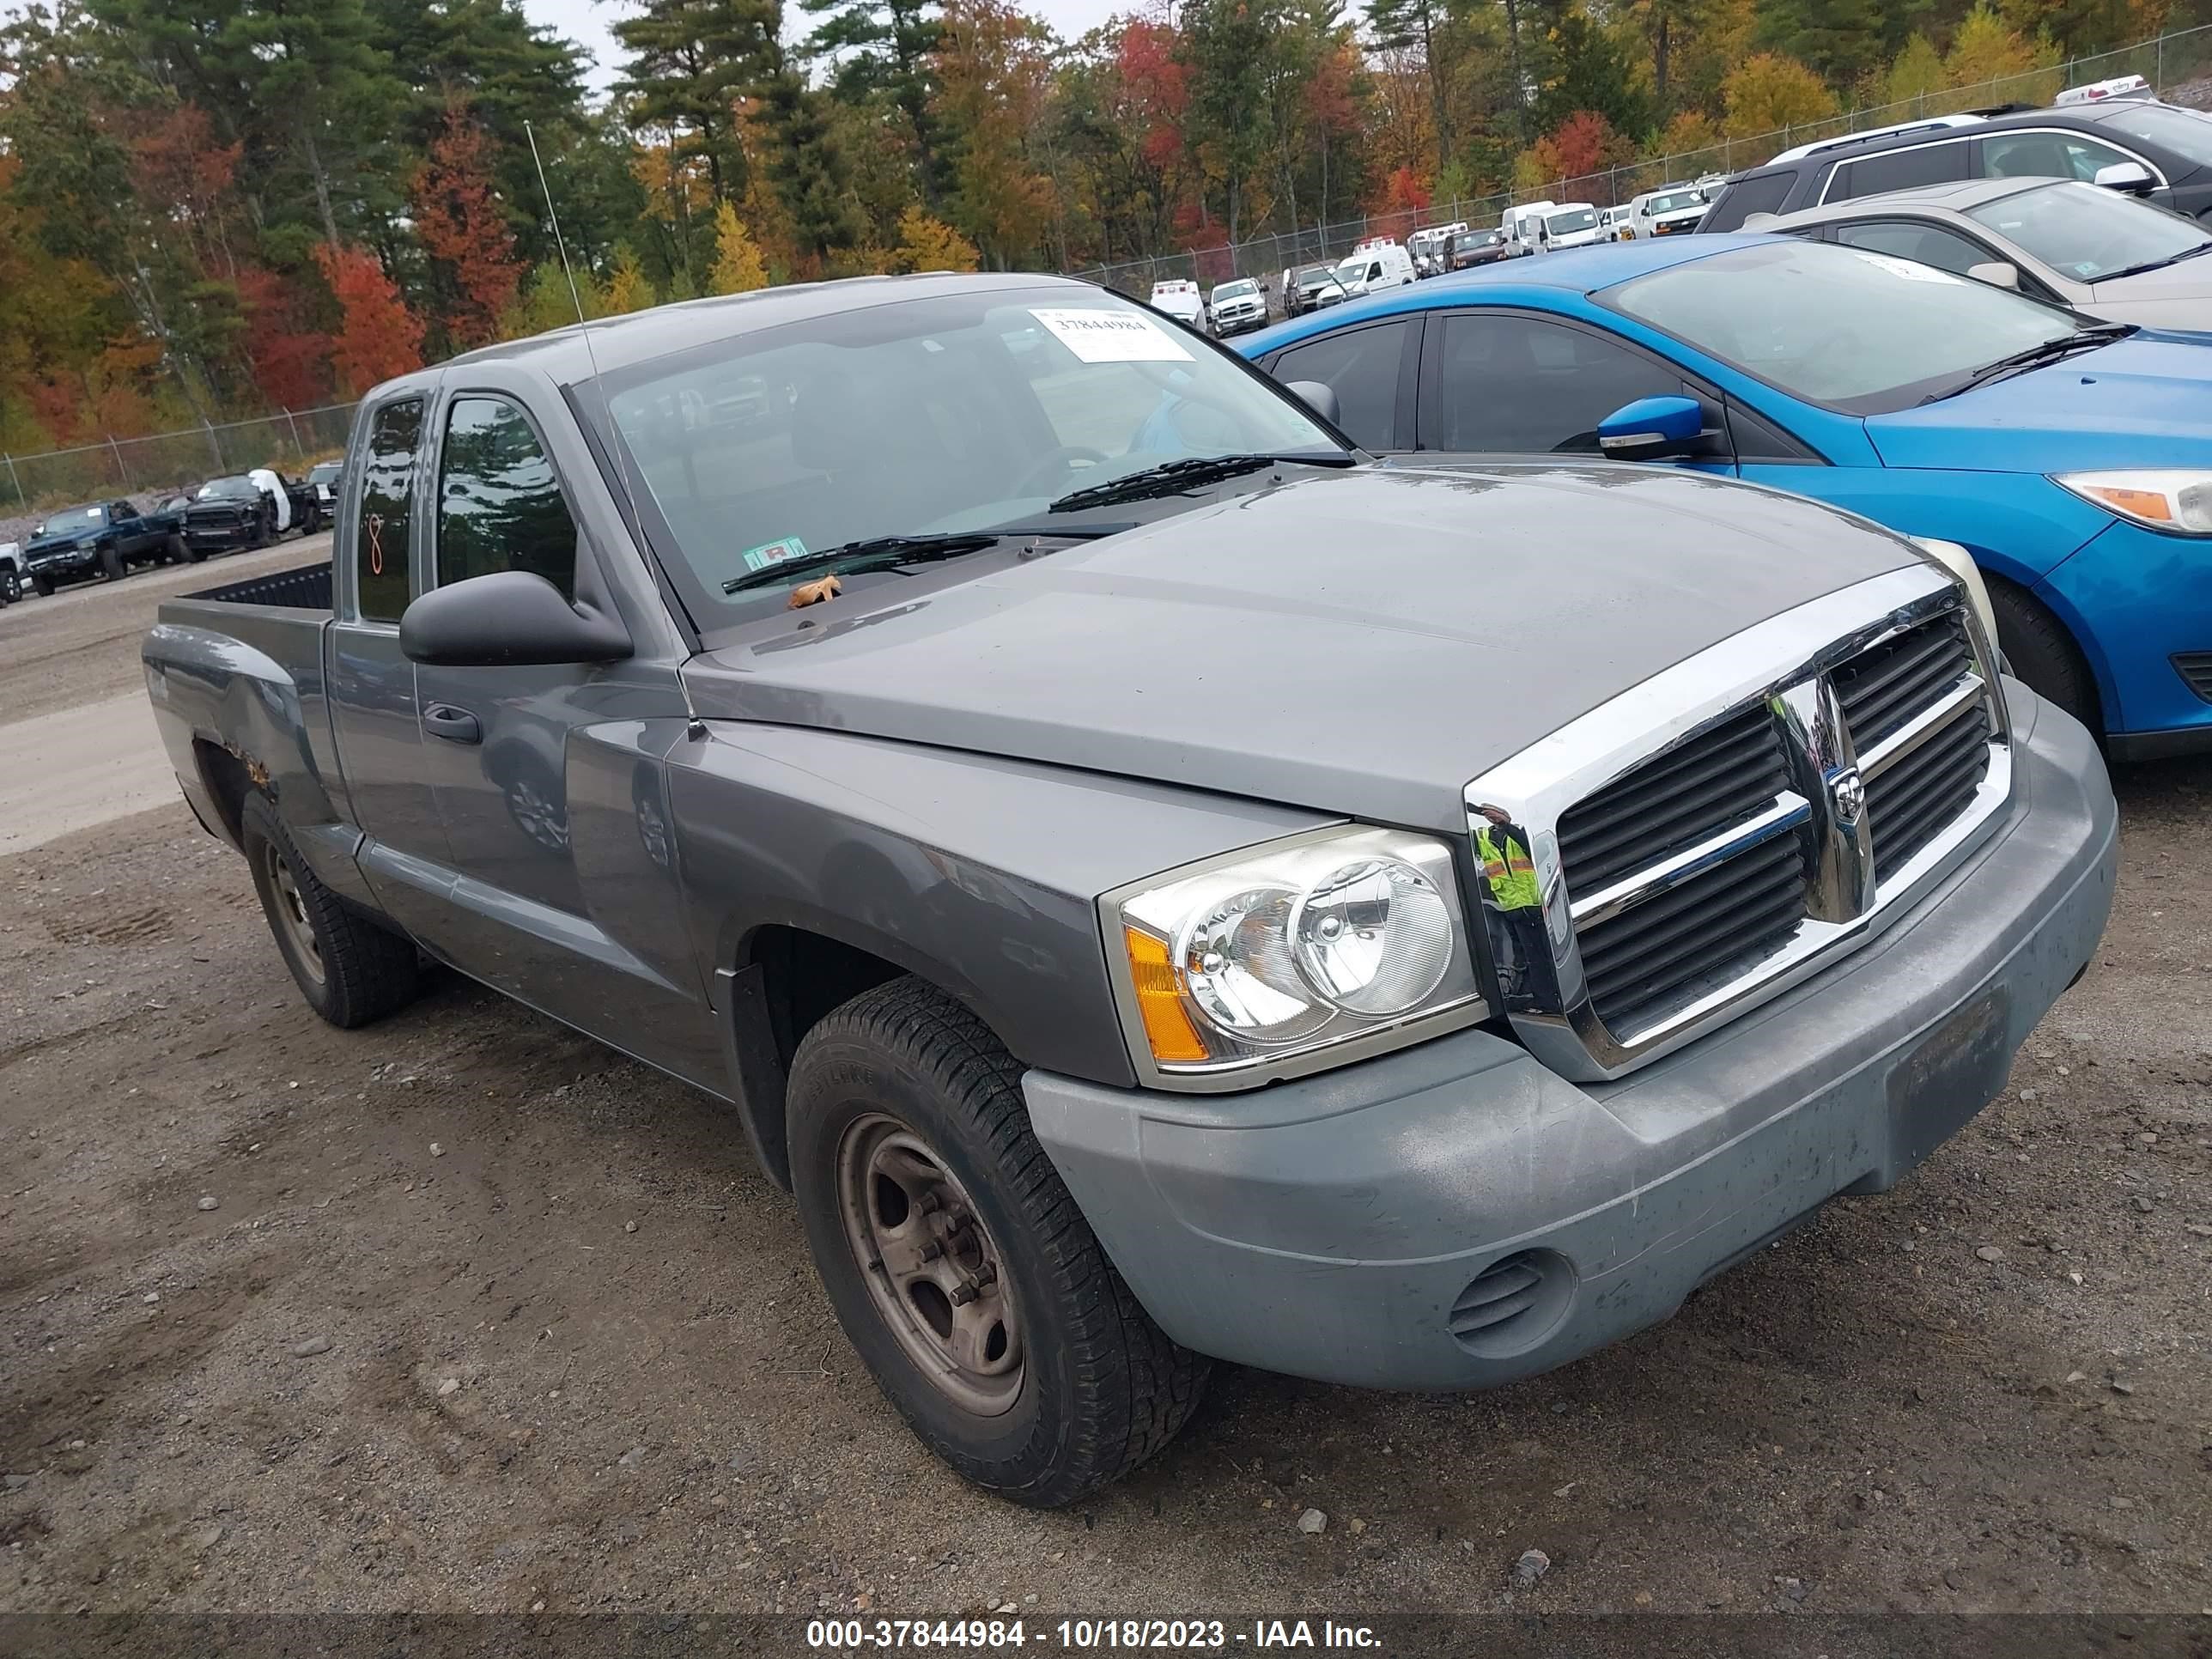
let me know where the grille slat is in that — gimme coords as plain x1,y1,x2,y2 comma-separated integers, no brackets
1832,613,1973,747
1545,603,1999,1053
1557,707,1791,893
1577,836,1807,1032
1867,703,1991,881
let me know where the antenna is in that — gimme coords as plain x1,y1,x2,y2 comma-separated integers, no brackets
524,119,708,740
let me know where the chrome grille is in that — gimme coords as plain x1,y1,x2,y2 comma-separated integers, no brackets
1467,571,2011,1083
1556,704,1793,895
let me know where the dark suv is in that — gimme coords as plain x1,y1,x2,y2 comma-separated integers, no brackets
1700,100,2212,231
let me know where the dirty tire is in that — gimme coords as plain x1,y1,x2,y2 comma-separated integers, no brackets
1987,576,2099,733
240,793,420,1029
99,544,126,581
165,532,188,565
787,976,1209,1508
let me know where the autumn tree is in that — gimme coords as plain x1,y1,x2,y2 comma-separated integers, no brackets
412,105,525,349
711,200,771,292
1945,5,2061,95
935,0,1057,266
1516,109,1633,193
313,243,424,394
1723,52,1838,137
605,245,660,313
893,205,981,270
1887,33,1947,103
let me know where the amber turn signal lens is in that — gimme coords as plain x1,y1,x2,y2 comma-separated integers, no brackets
2081,484,2175,522
1123,926,1207,1063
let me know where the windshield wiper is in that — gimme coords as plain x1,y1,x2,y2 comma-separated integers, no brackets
1048,453,1354,514
1925,323,2133,402
720,526,1113,593
2100,242,2212,280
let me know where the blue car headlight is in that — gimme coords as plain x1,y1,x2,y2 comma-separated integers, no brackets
2054,469,2212,536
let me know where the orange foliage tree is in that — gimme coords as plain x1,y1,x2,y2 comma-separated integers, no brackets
312,244,425,396
411,106,524,349
235,267,331,410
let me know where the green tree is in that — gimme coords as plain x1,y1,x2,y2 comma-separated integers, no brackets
802,0,951,207
1887,32,1946,104
1752,0,1892,88
614,0,781,207
1182,0,1280,244
755,69,868,267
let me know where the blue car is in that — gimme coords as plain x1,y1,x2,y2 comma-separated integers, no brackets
1234,233,2212,759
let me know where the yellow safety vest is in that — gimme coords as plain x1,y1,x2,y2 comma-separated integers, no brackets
1476,825,1540,912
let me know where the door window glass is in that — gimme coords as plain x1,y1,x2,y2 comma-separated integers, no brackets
1425,315,1681,453
1703,171,1795,231
356,398,423,623
1269,320,1410,451
1831,219,1991,276
1832,140,1970,199
435,397,578,596
1982,130,2134,182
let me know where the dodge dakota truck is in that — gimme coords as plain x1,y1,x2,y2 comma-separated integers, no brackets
143,272,2118,1507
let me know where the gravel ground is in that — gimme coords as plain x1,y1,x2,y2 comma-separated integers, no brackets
0,573,2208,1622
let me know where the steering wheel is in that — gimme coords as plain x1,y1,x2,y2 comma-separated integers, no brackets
1012,445,1111,498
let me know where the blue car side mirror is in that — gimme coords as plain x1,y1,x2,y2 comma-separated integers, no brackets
1597,395,1705,461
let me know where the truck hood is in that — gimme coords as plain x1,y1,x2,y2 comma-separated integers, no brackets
1866,330,2212,472
684,465,1920,832
23,527,99,558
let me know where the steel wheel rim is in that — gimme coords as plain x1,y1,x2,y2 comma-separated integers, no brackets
836,1113,1024,1416
264,843,325,986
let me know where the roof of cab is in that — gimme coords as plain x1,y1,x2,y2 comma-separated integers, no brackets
389,270,1097,393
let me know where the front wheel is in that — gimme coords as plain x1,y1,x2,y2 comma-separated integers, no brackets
0,567,17,605
33,574,53,599
1987,576,2100,734
240,793,421,1028
164,533,188,566
99,544,126,581
787,978,1208,1508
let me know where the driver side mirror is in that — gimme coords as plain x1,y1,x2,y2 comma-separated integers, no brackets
1596,395,1705,461
399,569,633,667
1966,260,2021,290
2093,161,2155,195
1283,380,1341,427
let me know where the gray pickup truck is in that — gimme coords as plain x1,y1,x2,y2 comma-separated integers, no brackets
143,272,2118,1507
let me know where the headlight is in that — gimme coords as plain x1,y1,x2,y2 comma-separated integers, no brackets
2054,469,2212,535
1108,827,1486,1085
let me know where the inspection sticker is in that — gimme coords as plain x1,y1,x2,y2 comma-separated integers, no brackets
740,536,810,572
1030,307,1193,364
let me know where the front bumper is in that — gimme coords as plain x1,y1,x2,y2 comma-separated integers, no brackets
1026,684,2116,1389
185,518,253,550
25,549,95,579
2037,519,2212,758
1214,311,1267,336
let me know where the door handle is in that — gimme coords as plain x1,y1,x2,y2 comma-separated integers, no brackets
422,703,482,744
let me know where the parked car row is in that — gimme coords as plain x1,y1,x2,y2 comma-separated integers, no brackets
0,466,338,603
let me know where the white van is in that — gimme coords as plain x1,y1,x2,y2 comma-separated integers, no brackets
1539,202,1601,252
1501,201,1555,257
1330,240,1416,298
1149,278,1206,332
1627,183,1710,239
1599,204,1633,242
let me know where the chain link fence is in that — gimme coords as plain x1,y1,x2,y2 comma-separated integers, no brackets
0,404,357,520
1075,21,2212,299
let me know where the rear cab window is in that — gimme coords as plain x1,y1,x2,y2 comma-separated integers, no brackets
356,398,425,623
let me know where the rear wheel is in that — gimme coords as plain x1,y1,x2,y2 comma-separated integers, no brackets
1987,576,2100,733
787,977,1208,1507
240,793,421,1028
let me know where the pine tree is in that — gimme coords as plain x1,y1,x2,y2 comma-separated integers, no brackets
615,0,782,206
802,0,951,207
754,70,867,266
711,200,770,292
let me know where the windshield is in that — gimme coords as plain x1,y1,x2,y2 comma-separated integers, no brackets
307,462,343,484
1335,255,1375,281
1456,231,1501,249
1606,239,2091,413
1212,280,1258,301
586,287,1341,621
1967,180,2212,280
198,477,259,501
1297,266,1338,287
1646,191,1703,215
58,506,104,526
1547,208,1598,234
2094,102,2212,169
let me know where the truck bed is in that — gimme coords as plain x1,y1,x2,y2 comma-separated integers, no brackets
182,560,331,611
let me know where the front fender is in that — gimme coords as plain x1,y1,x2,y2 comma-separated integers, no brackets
665,721,1334,1088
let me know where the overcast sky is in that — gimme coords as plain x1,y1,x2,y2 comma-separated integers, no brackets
520,0,1129,94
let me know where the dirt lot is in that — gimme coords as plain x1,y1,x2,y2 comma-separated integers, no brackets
1,565,2208,1623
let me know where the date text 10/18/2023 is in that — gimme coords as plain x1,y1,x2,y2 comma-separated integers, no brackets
805,1619,1383,1649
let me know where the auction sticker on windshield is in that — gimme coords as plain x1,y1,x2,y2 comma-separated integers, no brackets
741,536,810,572
1030,308,1194,364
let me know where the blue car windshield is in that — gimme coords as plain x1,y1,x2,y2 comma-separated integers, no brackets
1604,240,2090,414
582,288,1340,617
